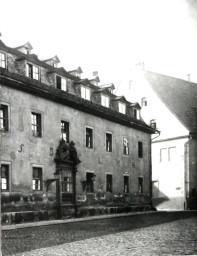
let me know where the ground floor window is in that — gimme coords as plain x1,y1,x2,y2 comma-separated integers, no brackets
86,172,94,192
124,176,129,193
138,177,143,194
106,174,113,192
61,170,73,193
1,164,9,191
32,167,42,191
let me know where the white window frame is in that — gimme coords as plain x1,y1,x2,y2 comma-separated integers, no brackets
1,161,11,192
32,164,44,192
85,126,94,148
133,108,140,119
118,102,126,114
123,137,129,155
81,86,91,100
26,63,39,80
101,94,109,108
0,52,6,68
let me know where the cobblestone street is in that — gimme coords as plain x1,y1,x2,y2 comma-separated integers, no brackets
2,212,197,256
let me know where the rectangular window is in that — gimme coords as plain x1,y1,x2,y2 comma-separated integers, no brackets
86,172,94,192
31,112,42,137
86,127,93,148
27,63,39,80
123,138,129,155
160,148,168,162
133,108,140,119
101,95,109,108
1,165,9,191
138,177,143,194
106,174,113,192
119,102,126,114
106,133,112,152
61,170,73,193
0,52,6,68
168,147,176,161
56,76,67,91
138,141,143,158
81,86,90,100
32,167,42,191
0,104,8,131
141,97,147,107
61,121,69,142
124,176,129,193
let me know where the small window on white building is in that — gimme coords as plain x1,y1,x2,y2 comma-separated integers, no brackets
81,86,91,100
141,97,147,107
168,147,176,161
101,95,109,108
160,148,168,162
0,52,6,68
133,108,140,119
32,167,43,191
119,102,126,114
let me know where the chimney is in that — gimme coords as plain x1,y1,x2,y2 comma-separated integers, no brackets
187,74,191,82
93,71,98,77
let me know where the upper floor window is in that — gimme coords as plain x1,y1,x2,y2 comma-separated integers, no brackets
133,108,140,119
106,174,113,192
56,76,67,91
0,52,6,68
141,97,147,107
27,63,39,80
32,167,42,191
101,95,109,108
1,164,9,191
86,127,93,148
61,121,69,142
81,86,90,100
106,133,112,152
138,141,143,158
119,102,126,114
123,137,129,155
31,112,42,137
0,104,8,131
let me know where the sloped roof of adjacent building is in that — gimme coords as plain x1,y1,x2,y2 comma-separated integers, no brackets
144,71,197,133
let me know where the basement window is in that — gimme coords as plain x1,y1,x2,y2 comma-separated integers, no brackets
56,76,67,91
32,167,43,191
0,52,6,68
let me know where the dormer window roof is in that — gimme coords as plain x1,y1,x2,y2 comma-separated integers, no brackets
89,76,100,86
68,66,83,78
14,42,33,55
99,83,115,92
43,55,60,68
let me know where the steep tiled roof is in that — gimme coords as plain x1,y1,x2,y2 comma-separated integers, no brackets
0,68,155,134
144,71,197,133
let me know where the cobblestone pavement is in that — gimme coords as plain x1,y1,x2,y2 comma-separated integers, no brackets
2,212,197,256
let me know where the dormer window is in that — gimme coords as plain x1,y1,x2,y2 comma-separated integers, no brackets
81,86,90,100
133,108,140,119
119,102,126,114
0,52,6,68
141,97,147,107
56,76,67,91
101,95,109,108
26,63,39,80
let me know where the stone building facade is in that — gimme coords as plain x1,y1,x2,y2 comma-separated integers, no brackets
0,40,155,223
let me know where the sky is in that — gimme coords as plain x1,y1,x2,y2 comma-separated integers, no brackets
1,0,197,95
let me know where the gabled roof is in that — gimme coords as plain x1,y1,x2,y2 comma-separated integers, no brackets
99,83,115,90
43,55,60,63
14,42,33,51
68,66,83,74
144,71,197,133
112,95,129,103
130,102,141,109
